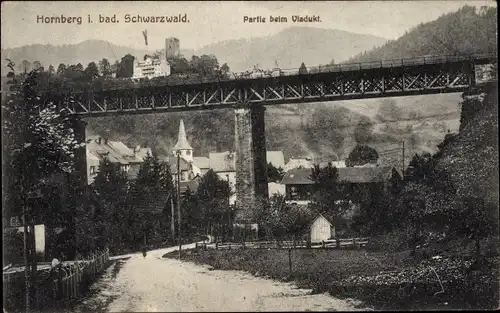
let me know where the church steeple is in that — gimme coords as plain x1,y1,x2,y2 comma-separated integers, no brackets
173,119,193,162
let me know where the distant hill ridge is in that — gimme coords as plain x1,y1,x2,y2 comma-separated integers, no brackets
1,26,387,74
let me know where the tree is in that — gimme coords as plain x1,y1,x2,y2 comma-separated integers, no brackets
454,197,498,260
48,64,55,76
99,58,112,78
353,115,374,144
116,54,135,78
267,163,285,182
168,56,191,75
3,60,85,260
75,63,84,72
220,63,230,78
346,144,379,167
91,157,130,253
196,169,231,240
310,163,345,217
299,62,308,75
130,152,175,246
190,54,219,76
111,61,120,76
84,62,100,81
56,64,66,76
32,61,42,71
21,60,31,73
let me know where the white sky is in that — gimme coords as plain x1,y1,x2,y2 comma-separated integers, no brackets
1,1,496,50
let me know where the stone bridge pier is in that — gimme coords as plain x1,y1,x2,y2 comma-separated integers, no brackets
234,104,268,231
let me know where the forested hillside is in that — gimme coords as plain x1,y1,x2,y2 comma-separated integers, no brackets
347,5,497,63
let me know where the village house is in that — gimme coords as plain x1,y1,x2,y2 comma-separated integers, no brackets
281,166,403,205
86,136,152,184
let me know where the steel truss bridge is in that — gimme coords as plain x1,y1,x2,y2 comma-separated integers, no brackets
49,53,496,117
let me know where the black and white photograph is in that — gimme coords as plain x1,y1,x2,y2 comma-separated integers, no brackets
1,1,498,312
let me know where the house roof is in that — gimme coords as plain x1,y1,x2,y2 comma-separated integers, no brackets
129,187,172,214
281,166,397,185
87,137,146,165
319,160,346,168
209,151,236,172
267,151,285,169
134,147,152,160
165,156,191,173
284,158,313,171
193,156,210,169
180,175,201,194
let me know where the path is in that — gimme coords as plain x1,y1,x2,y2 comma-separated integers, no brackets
89,244,371,312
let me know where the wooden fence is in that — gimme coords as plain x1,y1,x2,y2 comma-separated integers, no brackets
195,238,369,250
3,248,110,310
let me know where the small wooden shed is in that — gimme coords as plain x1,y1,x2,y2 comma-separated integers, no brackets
309,213,335,243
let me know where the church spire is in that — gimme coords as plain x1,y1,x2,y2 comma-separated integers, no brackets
173,119,193,151
173,119,194,163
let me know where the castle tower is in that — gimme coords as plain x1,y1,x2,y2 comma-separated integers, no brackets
172,119,193,162
165,37,180,59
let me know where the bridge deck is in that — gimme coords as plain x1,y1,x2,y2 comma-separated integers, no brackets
37,53,496,116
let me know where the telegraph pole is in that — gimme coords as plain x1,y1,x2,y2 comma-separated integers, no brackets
402,140,405,179
226,174,231,240
22,201,30,313
176,150,182,259
170,195,175,243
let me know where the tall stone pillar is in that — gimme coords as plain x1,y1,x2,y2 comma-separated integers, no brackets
234,104,268,226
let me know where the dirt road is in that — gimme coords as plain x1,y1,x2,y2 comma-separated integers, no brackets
92,245,370,312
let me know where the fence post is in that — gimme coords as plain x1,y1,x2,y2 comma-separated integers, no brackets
242,241,246,250
215,242,218,250
336,238,340,249
288,248,292,275
353,238,357,249
322,240,325,248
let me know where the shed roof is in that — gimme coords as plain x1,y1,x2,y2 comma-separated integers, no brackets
267,151,285,169
193,156,210,169
209,151,236,172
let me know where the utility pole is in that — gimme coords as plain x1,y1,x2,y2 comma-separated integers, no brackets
176,150,182,259
402,140,405,179
170,195,175,244
22,200,30,313
226,174,231,240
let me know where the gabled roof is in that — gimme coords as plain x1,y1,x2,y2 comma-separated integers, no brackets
267,151,285,169
165,156,191,173
209,151,236,172
281,167,314,185
87,137,146,165
193,156,210,169
281,166,397,185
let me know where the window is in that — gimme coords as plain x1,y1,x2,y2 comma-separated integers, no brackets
90,166,96,175
185,150,191,156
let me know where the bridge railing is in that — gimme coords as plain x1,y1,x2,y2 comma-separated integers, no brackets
35,53,496,94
